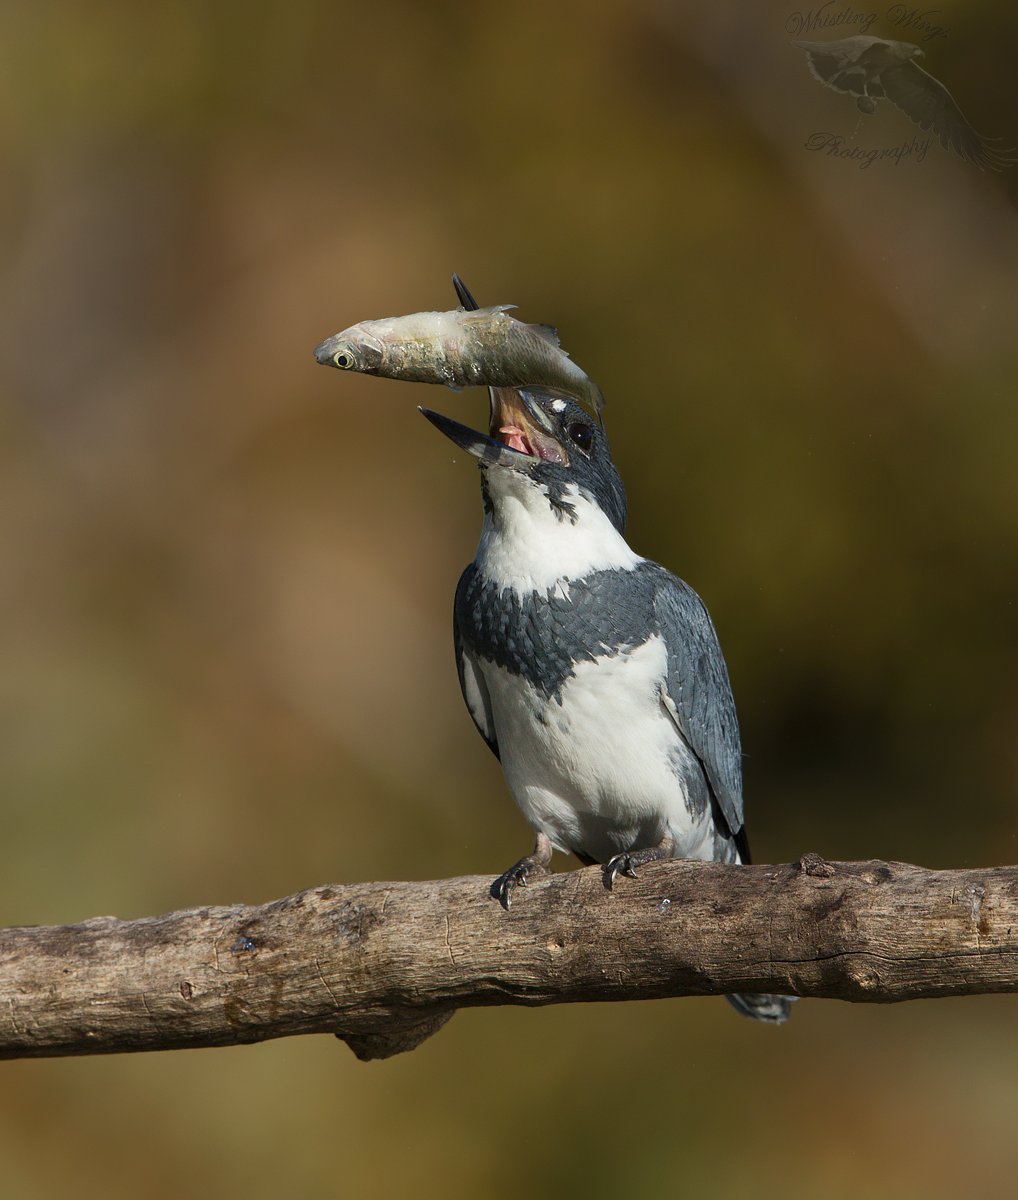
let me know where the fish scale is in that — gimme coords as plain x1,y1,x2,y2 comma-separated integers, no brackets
314,302,604,421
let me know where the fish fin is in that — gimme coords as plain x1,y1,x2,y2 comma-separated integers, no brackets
520,385,577,404
461,304,516,320
452,273,480,311
527,322,562,348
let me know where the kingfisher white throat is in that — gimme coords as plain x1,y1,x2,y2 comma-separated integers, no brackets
419,276,793,1025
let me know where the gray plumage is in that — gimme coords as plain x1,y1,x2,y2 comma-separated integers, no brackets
455,560,739,835
653,574,745,849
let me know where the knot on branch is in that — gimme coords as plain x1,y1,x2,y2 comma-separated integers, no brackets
797,851,836,878
336,1008,456,1061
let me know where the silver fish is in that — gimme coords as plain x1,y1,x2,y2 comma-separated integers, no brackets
313,291,604,420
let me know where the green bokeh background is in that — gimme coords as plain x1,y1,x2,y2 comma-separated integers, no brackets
2,1,1016,1196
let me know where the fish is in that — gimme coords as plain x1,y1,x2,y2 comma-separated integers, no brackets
313,282,604,421
446,274,585,451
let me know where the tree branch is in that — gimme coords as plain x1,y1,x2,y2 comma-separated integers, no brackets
2,856,1016,1061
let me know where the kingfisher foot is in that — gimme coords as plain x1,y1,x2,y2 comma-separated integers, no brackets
492,832,553,910
604,834,675,890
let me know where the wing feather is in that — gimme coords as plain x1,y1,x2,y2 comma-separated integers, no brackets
882,60,1015,170
652,573,744,843
454,568,499,759
793,38,869,95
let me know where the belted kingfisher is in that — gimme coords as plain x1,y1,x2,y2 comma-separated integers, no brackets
419,284,792,1025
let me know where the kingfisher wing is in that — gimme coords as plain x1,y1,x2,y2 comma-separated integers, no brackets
793,37,873,95
882,60,1015,169
652,571,745,846
454,568,500,760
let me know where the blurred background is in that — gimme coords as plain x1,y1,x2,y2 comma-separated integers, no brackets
1,0,1017,1195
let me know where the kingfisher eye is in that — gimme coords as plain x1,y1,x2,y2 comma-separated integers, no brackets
567,421,593,451
333,349,355,369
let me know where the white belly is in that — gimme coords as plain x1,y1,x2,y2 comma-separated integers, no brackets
478,635,720,864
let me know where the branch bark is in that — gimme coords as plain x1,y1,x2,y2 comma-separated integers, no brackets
1,856,1016,1061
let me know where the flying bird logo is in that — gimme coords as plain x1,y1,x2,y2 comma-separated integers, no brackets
793,35,1015,170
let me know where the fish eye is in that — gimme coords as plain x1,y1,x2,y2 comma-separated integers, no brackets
333,349,355,369
567,421,593,451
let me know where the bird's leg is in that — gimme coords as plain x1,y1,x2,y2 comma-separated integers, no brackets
492,831,553,910
604,832,675,890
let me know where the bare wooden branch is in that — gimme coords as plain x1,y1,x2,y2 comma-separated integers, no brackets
1,857,1016,1061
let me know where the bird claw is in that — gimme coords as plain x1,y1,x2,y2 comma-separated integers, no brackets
492,857,547,910
603,838,674,891
492,834,554,910
604,854,640,889
494,866,526,910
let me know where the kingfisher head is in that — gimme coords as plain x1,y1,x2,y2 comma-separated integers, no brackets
420,387,627,534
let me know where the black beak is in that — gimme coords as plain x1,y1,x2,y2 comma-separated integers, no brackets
419,385,568,467
439,274,569,468
418,407,540,467
452,273,480,311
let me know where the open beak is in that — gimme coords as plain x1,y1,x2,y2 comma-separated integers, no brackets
420,387,568,467
435,275,568,466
